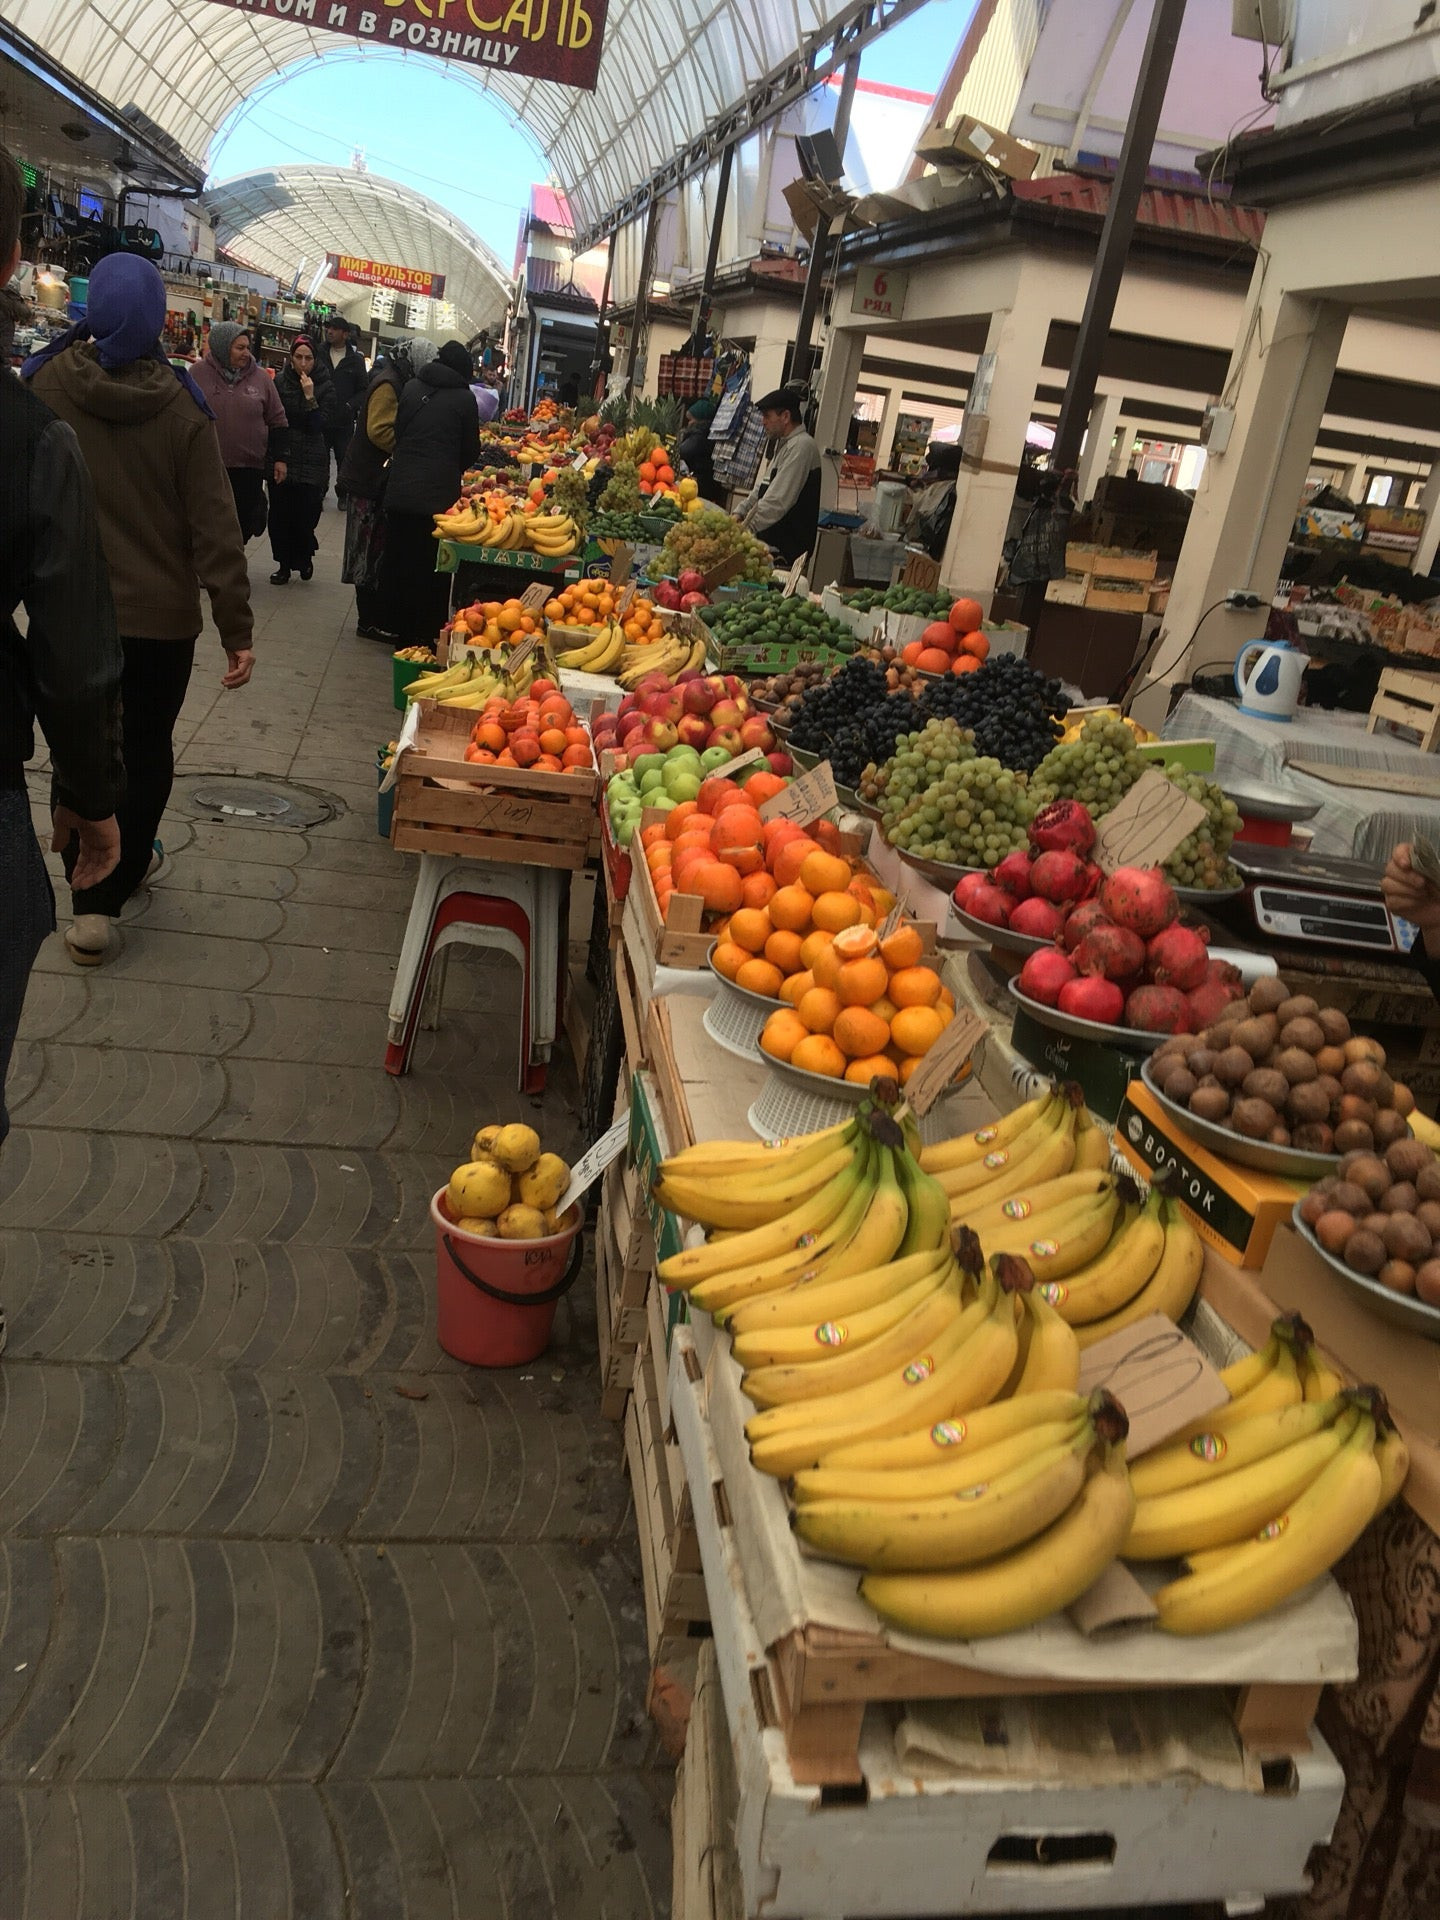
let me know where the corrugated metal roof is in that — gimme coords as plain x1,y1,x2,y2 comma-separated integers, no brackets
1013,173,1265,247
526,258,599,312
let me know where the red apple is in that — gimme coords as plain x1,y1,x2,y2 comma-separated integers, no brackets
617,693,637,718
707,725,744,757
644,717,679,751
766,751,793,776
641,688,684,723
617,711,646,741
676,714,711,749
739,714,775,751
709,699,744,731
675,668,703,685
682,678,718,716
723,675,748,699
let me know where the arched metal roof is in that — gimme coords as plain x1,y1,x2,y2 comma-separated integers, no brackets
0,0,860,233
207,165,512,337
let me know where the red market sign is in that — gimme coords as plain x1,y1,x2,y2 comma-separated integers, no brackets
328,253,445,297
195,0,607,91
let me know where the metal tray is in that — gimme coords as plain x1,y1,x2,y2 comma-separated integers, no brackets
758,1051,878,1103
1140,1061,1341,1179
895,848,988,886
951,902,1052,955
1005,976,1156,1051
1173,876,1246,904
1291,1207,1440,1342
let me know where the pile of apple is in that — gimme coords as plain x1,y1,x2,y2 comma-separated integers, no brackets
592,671,791,775
652,568,711,613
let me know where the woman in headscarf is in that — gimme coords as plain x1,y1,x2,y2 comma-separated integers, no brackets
676,394,719,500
24,252,254,966
339,335,436,641
191,319,289,541
378,340,480,648
268,335,341,584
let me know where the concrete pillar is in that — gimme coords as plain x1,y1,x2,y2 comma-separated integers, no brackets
1130,265,1347,733
812,327,867,510
938,292,1051,609
1107,421,1132,476
1076,390,1126,507
1414,458,1440,577
749,334,790,397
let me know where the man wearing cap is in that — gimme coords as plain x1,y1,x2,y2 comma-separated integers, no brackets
736,387,822,564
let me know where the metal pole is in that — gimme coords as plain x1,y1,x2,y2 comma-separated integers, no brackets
625,195,663,403
788,48,862,390
1017,0,1188,633
691,142,735,344
592,234,615,400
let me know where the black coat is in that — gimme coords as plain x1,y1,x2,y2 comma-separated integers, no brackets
274,361,341,490
677,423,716,500
338,361,402,502
383,361,480,517
323,338,369,419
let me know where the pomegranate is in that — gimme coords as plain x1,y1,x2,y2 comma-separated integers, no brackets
1029,799,1096,856
1099,865,1178,938
1072,924,1146,982
1124,983,1193,1034
1204,956,1245,991
1008,897,1067,940
965,882,1014,928
1187,973,1245,1027
1029,849,1093,904
1058,975,1124,1024
1061,900,1112,953
953,871,994,910
1018,947,1077,1006
992,849,1034,900
1146,923,1210,991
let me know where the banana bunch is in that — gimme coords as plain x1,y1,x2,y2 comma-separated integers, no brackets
616,631,708,688
554,621,625,674
617,426,662,464
527,513,579,557
403,659,502,707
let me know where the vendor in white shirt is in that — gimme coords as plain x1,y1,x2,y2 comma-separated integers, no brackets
736,387,822,564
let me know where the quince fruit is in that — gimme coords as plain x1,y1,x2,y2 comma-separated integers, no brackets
497,1203,547,1240
519,1152,570,1210
447,1159,511,1220
491,1123,541,1172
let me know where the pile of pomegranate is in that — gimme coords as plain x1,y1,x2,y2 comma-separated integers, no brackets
954,800,1246,1036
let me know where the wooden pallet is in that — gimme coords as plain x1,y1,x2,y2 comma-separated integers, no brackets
1368,666,1440,752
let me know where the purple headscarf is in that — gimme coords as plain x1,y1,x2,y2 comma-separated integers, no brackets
23,253,214,416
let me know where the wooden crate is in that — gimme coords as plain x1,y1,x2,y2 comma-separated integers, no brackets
625,1326,709,1658
1066,543,1158,582
671,1642,744,1920
594,1239,636,1422
390,700,598,867
1368,666,1440,752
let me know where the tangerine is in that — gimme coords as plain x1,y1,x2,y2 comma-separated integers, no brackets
771,836,820,887
768,884,815,933
845,1053,896,1085
764,929,806,975
778,969,814,1007
811,891,864,934
808,940,843,991
728,907,773,954
891,1005,946,1056
797,986,841,1035
888,965,943,1009
831,924,879,961
799,849,851,896
833,1005,892,1059
879,925,924,970
798,929,835,973
760,1009,808,1063
790,1034,846,1079
735,957,785,998
836,956,889,1007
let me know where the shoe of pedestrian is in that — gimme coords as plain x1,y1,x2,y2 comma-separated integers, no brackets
270,567,291,585
145,840,165,884
357,625,399,643
65,914,112,967
299,561,314,581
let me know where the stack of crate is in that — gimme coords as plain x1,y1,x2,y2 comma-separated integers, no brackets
595,1149,652,1421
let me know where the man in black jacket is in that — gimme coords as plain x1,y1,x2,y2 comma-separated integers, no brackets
0,146,124,1350
321,315,368,504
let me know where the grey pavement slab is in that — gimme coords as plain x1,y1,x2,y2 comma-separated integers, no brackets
1,514,671,1916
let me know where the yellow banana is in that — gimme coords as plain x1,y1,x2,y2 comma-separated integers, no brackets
1155,1413,1380,1635
797,1424,1097,1573
971,1192,1121,1284
1072,1105,1113,1172
741,1278,963,1408
819,1388,1087,1474
1074,1194,1203,1348
960,1170,1116,1242
726,1247,952,1342
1217,1332,1283,1400
690,1159,881,1317
658,1154,868,1290
795,1413,1089,1506
1011,1274,1081,1395
1302,1347,1347,1403
1046,1187,1167,1326
935,1100,1073,1201
1129,1395,1345,1501
894,1149,953,1259
1404,1107,1440,1151
652,1140,860,1231
791,1142,911,1285
659,1120,854,1181
919,1091,1058,1174
731,1264,948,1371
862,1421,1135,1639
1168,1330,1305,1449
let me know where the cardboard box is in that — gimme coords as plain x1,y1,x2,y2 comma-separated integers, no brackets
1085,578,1152,615
1009,1004,1150,1124
915,112,1039,180
1114,1078,1304,1268
781,177,852,243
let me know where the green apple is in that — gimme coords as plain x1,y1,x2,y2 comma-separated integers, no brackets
663,767,702,803
700,745,734,772
646,791,677,813
640,768,668,794
668,744,703,766
632,752,665,783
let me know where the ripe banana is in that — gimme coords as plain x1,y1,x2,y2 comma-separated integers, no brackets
919,1091,1058,1174
935,1099,1074,1201
730,1264,948,1371
1374,1421,1410,1508
1124,1410,1358,1561
797,1424,1097,1573
1169,1328,1305,1447
1010,1269,1082,1395
1129,1395,1344,1501
819,1388,1087,1474
725,1247,952,1341
1045,1186,1167,1326
971,1191,1122,1284
1155,1413,1380,1636
960,1170,1116,1243
661,1120,852,1179
1302,1348,1347,1403
862,1417,1135,1639
741,1277,963,1408
795,1413,1088,1506
1072,1104,1113,1173
689,1151,881,1317
1074,1194,1203,1349
659,1153,868,1291
652,1139,858,1231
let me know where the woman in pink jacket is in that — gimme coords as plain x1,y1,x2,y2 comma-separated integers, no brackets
191,321,288,541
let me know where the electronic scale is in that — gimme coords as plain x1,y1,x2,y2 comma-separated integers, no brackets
1219,845,1419,959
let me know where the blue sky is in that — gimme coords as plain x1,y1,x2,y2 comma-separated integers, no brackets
208,0,976,261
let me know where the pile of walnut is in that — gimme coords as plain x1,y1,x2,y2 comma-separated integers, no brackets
1149,976,1414,1155
1300,1140,1440,1304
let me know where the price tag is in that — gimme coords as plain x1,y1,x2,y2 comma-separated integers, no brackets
700,551,748,592
558,1112,631,1216
617,580,638,617
757,760,837,826
572,452,589,470
903,1009,987,1117
505,632,539,678
875,902,906,942
518,582,551,612
709,745,768,782
608,543,634,588
1092,769,1206,875
1076,1315,1227,1459
781,556,806,597
900,551,941,592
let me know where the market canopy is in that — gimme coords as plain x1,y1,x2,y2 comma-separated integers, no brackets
0,0,869,234
206,165,512,337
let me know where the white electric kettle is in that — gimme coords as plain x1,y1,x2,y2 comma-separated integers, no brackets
1234,639,1304,723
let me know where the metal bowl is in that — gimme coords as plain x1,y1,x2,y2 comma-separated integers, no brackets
1173,876,1246,904
705,946,786,1013
951,903,1052,955
1005,976,1156,1051
759,1054,878,1103
1140,1061,1341,1179
1291,1207,1440,1342
895,848,988,886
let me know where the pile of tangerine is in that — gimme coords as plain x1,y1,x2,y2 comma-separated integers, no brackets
464,684,593,772
544,580,662,638
641,793,852,921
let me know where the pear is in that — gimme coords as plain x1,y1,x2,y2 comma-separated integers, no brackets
470,1123,505,1160
455,1216,499,1238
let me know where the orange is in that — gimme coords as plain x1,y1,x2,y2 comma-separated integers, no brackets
760,1009,808,1063
889,965,943,1009
778,969,814,1007
879,924,924,971
771,836,820,888
740,871,778,911
735,957,785,998
799,929,835,973
811,891,864,934
799,849,851,896
679,861,743,914
844,1053,897,1086
836,955,889,1008
808,940,843,992
937,986,955,1012
833,1005,892,1059
728,907,773,954
831,924,879,961
797,986,841,1035
764,929,805,975
891,1005,946,1056
790,1034,846,1079
768,884,815,933
664,802,702,841
871,993,899,1025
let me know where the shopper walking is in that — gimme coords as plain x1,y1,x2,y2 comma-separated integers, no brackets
191,319,288,541
25,250,255,968
379,340,480,647
268,337,340,584
339,336,436,641
321,314,368,503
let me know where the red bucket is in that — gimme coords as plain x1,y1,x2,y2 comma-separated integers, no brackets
431,1189,584,1366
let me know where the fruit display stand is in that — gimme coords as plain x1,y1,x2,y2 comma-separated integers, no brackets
668,1321,1348,1917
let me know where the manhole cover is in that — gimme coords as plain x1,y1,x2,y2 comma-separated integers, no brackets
186,778,336,829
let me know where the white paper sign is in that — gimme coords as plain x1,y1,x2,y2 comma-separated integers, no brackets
559,1113,631,1215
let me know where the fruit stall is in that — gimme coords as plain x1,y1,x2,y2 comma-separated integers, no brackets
376,418,1440,1917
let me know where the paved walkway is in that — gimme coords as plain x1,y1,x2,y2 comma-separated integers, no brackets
1,509,671,1918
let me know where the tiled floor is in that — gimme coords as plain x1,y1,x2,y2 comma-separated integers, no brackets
1,506,671,1918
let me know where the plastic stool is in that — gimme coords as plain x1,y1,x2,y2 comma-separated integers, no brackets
385,890,545,1091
